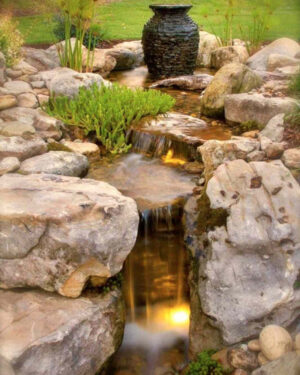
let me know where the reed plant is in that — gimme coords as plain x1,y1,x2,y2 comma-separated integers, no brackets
0,15,24,67
56,0,96,72
44,83,175,154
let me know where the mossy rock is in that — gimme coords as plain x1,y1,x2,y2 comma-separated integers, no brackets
47,142,73,152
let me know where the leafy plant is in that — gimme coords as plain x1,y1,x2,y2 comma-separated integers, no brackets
0,15,24,67
187,350,229,375
44,83,175,154
288,72,300,99
53,13,106,49
56,0,97,72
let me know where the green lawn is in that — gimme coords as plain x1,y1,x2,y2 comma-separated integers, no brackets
16,0,300,45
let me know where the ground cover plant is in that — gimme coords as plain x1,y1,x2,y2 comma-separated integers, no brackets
44,83,175,154
11,0,300,46
187,350,230,375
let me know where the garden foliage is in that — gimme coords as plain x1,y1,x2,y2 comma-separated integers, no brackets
187,350,229,375
44,83,175,154
0,15,24,67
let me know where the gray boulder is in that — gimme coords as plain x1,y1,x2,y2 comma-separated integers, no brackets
19,151,89,177
198,159,300,344
22,47,60,71
201,63,262,117
224,93,299,125
211,45,249,69
0,173,139,297
0,288,125,375
247,38,300,71
0,135,47,161
197,31,221,68
260,113,285,142
252,352,300,375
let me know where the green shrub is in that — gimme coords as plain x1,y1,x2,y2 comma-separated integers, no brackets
53,13,106,49
44,83,175,154
0,15,24,67
187,350,229,375
288,73,300,99
284,107,300,130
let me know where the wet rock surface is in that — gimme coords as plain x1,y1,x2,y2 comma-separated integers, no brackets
150,74,213,91
0,288,125,375
0,173,139,296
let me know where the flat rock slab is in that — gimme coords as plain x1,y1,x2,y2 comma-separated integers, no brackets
3,81,33,96
19,151,89,177
0,135,47,162
0,288,125,375
224,93,299,125
0,121,36,137
0,107,62,140
150,74,213,91
0,173,139,296
62,141,100,162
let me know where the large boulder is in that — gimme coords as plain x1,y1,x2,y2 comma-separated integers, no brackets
211,46,249,69
0,173,139,297
188,159,300,347
267,53,300,72
0,135,47,161
197,31,220,68
22,47,60,71
49,70,111,98
224,93,299,126
0,107,62,140
201,63,262,117
247,38,300,71
252,352,300,375
84,48,116,76
0,288,125,375
19,151,89,177
110,40,144,69
260,113,285,142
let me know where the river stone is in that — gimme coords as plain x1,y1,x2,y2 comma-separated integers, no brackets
19,151,89,177
228,348,258,371
260,113,285,142
259,325,293,361
22,47,60,71
197,160,300,344
0,288,125,375
282,148,300,169
0,135,47,161
247,38,300,71
5,69,22,79
224,93,299,125
267,53,300,72
197,31,221,68
200,63,262,117
49,71,111,98
248,339,261,352
0,121,36,137
150,74,213,91
62,141,100,161
3,81,32,96
0,95,17,110
111,40,144,67
17,92,38,108
211,46,249,69
0,107,62,140
107,49,138,71
0,173,139,297
252,352,300,375
0,157,20,175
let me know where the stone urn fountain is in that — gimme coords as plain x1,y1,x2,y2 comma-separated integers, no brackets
142,4,199,78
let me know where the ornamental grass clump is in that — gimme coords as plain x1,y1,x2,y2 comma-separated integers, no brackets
57,0,97,72
44,83,175,154
0,15,24,67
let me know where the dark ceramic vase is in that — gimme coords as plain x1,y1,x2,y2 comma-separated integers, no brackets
142,4,199,78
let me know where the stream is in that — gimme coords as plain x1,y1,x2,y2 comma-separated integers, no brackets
87,66,230,375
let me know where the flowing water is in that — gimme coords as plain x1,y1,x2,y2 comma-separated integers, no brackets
88,66,231,374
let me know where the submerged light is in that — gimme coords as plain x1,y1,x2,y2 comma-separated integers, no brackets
162,150,186,166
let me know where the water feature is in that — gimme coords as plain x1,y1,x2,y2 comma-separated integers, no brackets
88,65,231,374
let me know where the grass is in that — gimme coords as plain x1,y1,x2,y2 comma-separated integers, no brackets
8,0,300,45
